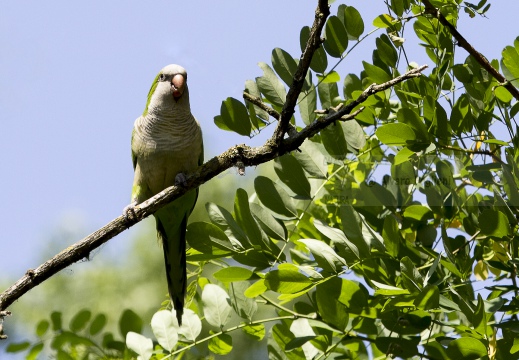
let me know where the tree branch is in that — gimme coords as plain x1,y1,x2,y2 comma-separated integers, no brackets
243,92,298,137
0,64,427,317
271,0,330,145
421,0,519,101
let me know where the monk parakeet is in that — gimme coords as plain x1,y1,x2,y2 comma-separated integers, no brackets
127,64,203,324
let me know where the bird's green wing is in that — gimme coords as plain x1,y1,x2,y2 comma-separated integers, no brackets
131,128,138,170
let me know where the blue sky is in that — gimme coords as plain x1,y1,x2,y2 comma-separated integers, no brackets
1,1,518,283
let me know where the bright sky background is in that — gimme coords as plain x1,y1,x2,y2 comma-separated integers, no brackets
1,0,518,288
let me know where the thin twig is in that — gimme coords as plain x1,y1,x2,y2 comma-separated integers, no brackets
421,0,519,101
439,144,503,164
259,294,317,319
243,92,298,137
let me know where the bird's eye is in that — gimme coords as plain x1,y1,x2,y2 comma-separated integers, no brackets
159,74,166,81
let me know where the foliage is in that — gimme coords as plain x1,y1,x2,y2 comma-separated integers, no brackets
6,0,519,359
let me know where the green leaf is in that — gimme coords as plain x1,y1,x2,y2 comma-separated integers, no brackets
242,323,265,341
298,86,317,125
403,205,434,223
230,281,258,321
473,294,487,336
495,86,513,103
478,209,510,238
234,188,266,249
254,176,297,218
264,269,313,294
299,239,346,273
363,61,391,83
285,336,317,352
126,332,153,360
244,279,268,298
343,119,366,150
373,14,395,28
250,202,286,241
446,337,488,359
375,337,419,358
244,79,269,129
300,26,328,73
320,122,348,159
400,256,423,293
318,79,339,109
50,311,62,331
397,108,429,145
343,74,362,101
382,215,401,257
26,343,44,360
89,314,107,336
376,34,398,68
293,140,327,179
6,341,31,353
56,350,74,360
274,154,312,198
69,309,91,332
414,285,440,310
214,267,253,282
256,62,287,107
206,202,249,249
316,71,340,84
502,39,519,88
178,309,202,343
202,284,232,328
339,205,370,258
119,309,143,339
316,277,350,330
272,48,298,86
36,319,49,337
151,310,178,352
186,221,235,257
371,280,410,295
217,97,251,136
343,6,364,39
208,333,233,355
324,16,349,58
376,123,416,145
390,0,405,16
381,309,432,335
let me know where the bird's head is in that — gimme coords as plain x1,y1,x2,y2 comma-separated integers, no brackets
143,64,190,117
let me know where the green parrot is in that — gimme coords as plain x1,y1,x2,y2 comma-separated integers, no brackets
127,64,203,325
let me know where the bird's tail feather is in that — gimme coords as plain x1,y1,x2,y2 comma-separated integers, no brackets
156,212,187,326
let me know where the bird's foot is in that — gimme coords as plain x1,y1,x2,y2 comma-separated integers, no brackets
123,201,138,225
174,172,188,187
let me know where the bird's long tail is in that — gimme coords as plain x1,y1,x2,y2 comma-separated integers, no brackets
156,205,188,325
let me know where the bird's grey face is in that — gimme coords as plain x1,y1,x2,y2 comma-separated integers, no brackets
143,64,190,117
157,66,187,102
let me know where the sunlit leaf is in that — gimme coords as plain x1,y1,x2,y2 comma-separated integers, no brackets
126,332,152,360
151,310,178,352
202,284,232,328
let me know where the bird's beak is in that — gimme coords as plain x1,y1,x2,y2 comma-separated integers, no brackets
171,74,185,100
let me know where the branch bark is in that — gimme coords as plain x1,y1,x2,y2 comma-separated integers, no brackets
421,0,519,101
0,64,426,315
271,0,330,144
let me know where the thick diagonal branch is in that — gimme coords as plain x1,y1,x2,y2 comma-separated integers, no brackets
271,0,330,145
0,65,427,315
421,0,519,100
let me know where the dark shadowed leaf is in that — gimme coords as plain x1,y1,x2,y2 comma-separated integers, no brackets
274,154,312,198
254,176,297,218
217,97,251,136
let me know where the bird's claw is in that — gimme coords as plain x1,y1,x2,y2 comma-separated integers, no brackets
123,202,138,225
175,172,188,187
